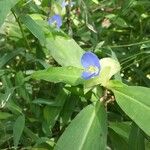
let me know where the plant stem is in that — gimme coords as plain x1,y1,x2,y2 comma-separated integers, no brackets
106,40,150,48
11,10,31,51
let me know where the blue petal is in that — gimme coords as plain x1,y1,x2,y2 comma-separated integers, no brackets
48,14,62,29
82,71,95,80
81,51,100,69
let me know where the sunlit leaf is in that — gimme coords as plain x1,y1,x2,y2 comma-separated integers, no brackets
54,102,107,150
46,35,84,67
32,66,84,86
107,80,150,136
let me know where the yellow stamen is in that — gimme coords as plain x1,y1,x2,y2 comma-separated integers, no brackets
87,66,97,73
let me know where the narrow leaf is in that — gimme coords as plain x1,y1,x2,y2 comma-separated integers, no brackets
13,115,25,148
20,15,45,45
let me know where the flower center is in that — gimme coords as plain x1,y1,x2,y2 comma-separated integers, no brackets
87,65,99,74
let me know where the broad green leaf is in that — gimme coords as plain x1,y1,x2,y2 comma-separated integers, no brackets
20,15,46,45
32,66,84,86
0,0,19,27
107,80,150,136
0,112,13,120
46,35,84,67
129,123,145,150
54,102,107,150
13,115,25,148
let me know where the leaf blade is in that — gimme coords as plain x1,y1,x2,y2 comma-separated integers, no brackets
13,115,25,148
46,35,84,67
107,80,150,136
32,66,84,86
0,0,19,27
20,15,46,45
54,102,107,150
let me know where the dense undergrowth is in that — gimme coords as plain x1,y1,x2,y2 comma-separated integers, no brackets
0,0,150,149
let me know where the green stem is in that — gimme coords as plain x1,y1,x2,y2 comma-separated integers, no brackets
106,40,150,48
11,10,31,51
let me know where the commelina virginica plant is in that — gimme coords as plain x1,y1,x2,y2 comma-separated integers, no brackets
0,0,150,149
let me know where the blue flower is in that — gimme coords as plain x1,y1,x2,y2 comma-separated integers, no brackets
81,52,101,80
48,14,62,29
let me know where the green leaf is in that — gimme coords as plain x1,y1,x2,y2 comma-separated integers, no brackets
54,102,107,150
109,122,131,140
107,80,150,136
13,115,25,148
109,129,128,150
129,123,145,150
0,88,14,108
114,17,128,28
15,71,30,103
0,0,19,27
60,95,79,125
32,98,59,106
43,89,69,128
0,111,13,120
46,35,84,67
20,15,46,45
32,66,84,86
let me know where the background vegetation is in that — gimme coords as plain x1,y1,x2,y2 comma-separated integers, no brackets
0,0,150,149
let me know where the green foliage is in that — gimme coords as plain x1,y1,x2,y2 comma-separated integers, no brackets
54,102,107,150
107,80,150,136
13,115,25,148
20,14,46,45
46,35,84,67
0,0,150,149
0,0,20,27
32,66,83,85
